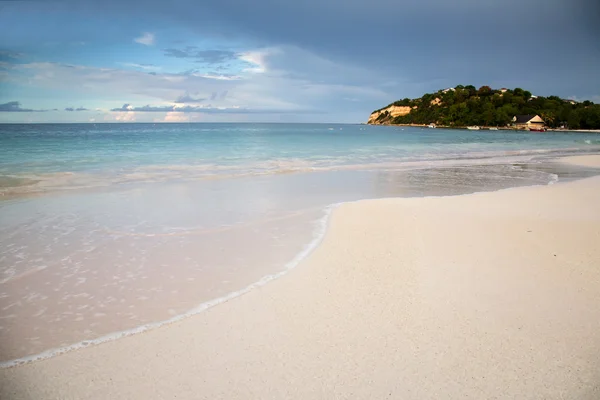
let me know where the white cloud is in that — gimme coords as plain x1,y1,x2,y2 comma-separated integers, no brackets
5,44,395,122
108,111,136,122
193,73,241,81
121,62,160,70
238,48,278,73
134,32,155,46
159,112,192,122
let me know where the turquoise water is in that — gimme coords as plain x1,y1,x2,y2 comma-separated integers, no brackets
1,123,600,366
1,123,599,194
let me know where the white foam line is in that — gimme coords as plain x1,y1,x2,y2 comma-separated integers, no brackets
0,156,589,368
0,203,340,369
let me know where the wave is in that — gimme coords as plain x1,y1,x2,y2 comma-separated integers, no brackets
0,159,571,368
1,146,599,196
0,202,337,368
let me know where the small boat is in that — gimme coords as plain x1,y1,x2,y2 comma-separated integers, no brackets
428,123,436,128
529,127,546,132
467,126,480,130
488,127,498,131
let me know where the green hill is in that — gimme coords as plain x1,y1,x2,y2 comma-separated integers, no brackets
368,85,600,129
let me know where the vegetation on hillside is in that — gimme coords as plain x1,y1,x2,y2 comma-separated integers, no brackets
372,85,600,129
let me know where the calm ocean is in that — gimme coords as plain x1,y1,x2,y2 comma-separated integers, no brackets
1,123,599,365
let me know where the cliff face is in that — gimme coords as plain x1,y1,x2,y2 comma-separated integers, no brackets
367,105,413,125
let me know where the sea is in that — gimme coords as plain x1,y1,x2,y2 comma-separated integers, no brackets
1,123,599,366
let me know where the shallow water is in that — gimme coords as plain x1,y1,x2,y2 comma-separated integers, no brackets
1,123,599,365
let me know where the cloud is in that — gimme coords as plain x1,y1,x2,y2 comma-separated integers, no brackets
0,101,46,112
134,32,155,46
65,107,88,111
4,52,391,122
105,111,136,122
0,50,23,62
11,62,241,104
71,0,595,100
5,0,598,110
197,73,241,80
210,91,228,101
174,92,206,103
163,48,237,64
110,102,322,114
238,49,276,73
160,112,192,122
121,62,160,70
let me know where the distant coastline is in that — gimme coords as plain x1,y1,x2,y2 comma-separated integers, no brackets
368,85,600,131
367,123,600,133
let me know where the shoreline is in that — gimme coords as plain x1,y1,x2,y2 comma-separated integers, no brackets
0,159,600,399
3,146,600,200
367,122,600,133
0,203,337,369
2,156,600,399
1,155,599,369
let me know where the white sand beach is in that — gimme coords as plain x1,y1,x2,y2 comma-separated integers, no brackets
2,156,600,399
561,155,600,168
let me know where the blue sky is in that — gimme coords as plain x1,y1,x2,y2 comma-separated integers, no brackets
0,0,598,123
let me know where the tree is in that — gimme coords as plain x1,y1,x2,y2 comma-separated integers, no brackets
512,96,525,106
494,108,510,126
442,90,456,106
449,103,468,125
369,85,600,129
540,112,557,127
465,85,477,96
482,102,495,126
478,86,492,96
568,116,581,130
491,93,503,107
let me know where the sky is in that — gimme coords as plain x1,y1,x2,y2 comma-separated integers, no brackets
0,0,599,123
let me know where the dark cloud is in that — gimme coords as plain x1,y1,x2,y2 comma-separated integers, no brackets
65,107,88,111
174,93,206,103
3,0,599,122
0,50,23,62
110,103,323,114
110,0,597,98
0,101,46,112
163,48,237,64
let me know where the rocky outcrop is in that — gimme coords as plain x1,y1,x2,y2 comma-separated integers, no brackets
367,105,413,125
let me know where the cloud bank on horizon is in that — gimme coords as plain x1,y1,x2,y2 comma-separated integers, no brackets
0,0,598,123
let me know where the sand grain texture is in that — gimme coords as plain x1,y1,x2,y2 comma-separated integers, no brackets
561,155,600,168
2,168,600,399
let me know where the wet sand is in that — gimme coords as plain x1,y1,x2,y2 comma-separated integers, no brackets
1,156,600,399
